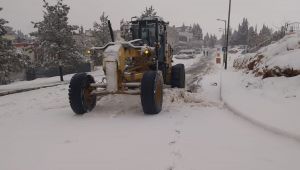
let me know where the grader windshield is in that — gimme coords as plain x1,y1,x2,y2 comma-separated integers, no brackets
130,16,166,47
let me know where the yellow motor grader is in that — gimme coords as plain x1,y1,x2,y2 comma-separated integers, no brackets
68,16,185,115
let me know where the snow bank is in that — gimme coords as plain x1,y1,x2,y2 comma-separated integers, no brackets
221,70,300,137
234,32,300,78
0,68,104,93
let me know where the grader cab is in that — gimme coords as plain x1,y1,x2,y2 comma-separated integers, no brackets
68,16,185,115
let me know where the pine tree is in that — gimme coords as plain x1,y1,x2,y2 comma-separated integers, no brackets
237,18,249,45
208,34,217,48
259,24,272,43
272,26,286,42
31,0,81,67
203,33,210,47
93,12,111,46
181,23,186,32
141,6,157,18
247,26,258,48
192,23,203,40
230,30,239,46
79,26,84,34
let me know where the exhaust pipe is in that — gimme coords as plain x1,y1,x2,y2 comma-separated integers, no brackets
108,20,115,42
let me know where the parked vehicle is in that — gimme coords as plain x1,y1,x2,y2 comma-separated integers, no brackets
174,49,196,59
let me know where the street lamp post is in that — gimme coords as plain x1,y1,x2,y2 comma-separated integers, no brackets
217,19,227,40
225,0,232,70
217,19,227,67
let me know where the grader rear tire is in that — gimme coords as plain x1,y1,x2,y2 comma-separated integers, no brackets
171,64,185,88
141,71,163,115
68,73,96,115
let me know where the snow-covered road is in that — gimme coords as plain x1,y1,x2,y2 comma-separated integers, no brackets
1,52,300,170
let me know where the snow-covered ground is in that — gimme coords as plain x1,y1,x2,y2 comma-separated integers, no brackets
1,52,300,170
221,38,300,139
0,67,104,94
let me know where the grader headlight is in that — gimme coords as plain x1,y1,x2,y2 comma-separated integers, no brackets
87,49,95,56
142,48,151,56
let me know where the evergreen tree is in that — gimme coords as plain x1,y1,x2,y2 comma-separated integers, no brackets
272,26,286,42
237,18,249,45
220,33,226,46
259,24,272,43
0,7,8,36
181,23,186,32
79,26,84,34
208,34,217,48
15,30,29,43
0,7,29,84
93,12,111,46
31,0,81,67
247,26,258,48
192,23,203,40
141,6,157,18
230,30,239,45
203,33,210,47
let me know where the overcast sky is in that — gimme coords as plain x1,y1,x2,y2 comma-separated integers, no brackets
1,0,300,37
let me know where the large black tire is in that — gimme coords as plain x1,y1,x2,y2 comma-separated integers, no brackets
171,64,185,88
141,71,163,115
68,73,96,115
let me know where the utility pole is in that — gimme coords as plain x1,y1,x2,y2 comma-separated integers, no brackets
58,54,64,82
217,19,227,66
225,0,232,70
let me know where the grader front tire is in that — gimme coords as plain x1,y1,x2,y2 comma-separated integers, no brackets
68,73,96,115
141,71,163,115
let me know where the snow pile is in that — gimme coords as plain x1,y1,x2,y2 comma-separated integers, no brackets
233,32,300,78
223,45,300,137
222,70,300,137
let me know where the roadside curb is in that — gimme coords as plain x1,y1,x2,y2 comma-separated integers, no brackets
220,72,300,143
0,82,69,97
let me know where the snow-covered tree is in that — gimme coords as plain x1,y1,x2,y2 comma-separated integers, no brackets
272,26,286,42
192,23,203,40
93,12,111,46
79,26,84,34
0,8,8,36
0,7,30,84
31,0,82,67
15,30,29,43
208,34,217,48
247,26,258,48
181,23,186,32
141,6,157,18
259,24,273,43
203,33,209,47
237,18,249,45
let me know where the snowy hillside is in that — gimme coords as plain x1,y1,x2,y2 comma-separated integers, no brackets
234,32,300,78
